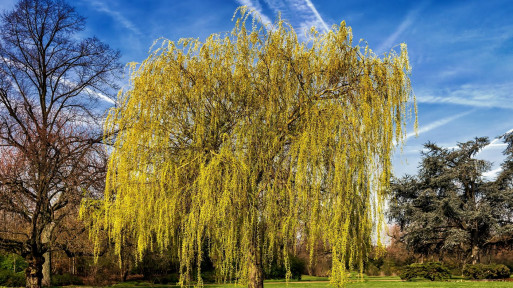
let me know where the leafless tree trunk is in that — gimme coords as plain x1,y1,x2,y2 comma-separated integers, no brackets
41,223,54,286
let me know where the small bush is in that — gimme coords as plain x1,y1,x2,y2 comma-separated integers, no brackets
365,262,380,276
399,262,451,281
151,273,179,284
0,253,27,273
289,255,305,280
133,250,179,280
264,261,286,280
463,264,510,280
264,255,305,280
0,270,26,287
51,273,83,286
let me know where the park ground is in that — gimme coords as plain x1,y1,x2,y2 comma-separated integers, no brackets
99,275,513,288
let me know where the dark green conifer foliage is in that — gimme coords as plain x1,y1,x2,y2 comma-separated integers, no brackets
389,133,513,265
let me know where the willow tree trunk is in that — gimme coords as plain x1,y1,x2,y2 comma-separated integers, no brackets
248,245,263,288
25,255,44,288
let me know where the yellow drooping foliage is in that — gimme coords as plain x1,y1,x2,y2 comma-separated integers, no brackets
81,9,415,287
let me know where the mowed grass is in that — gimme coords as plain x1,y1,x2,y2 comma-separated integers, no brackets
110,282,513,288
109,276,513,288
346,281,513,288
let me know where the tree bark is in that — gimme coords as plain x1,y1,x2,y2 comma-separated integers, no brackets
122,269,129,282
25,255,44,288
41,222,55,287
42,251,51,287
470,226,480,265
248,245,263,288
471,245,479,265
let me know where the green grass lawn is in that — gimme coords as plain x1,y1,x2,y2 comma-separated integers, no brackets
346,281,513,288
108,276,513,288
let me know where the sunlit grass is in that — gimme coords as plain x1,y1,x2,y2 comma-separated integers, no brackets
106,275,513,288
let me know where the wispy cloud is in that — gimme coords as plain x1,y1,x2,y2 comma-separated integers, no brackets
2,55,115,104
480,128,513,150
478,128,513,180
303,0,329,32
482,167,502,180
59,78,115,104
236,0,273,27
258,0,329,36
417,83,513,109
85,88,115,104
235,0,330,39
89,1,141,35
405,109,474,140
377,2,427,53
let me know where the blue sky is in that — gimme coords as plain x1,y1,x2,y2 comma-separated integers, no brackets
1,0,512,177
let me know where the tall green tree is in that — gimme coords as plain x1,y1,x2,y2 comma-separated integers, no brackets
82,10,415,288
388,135,513,265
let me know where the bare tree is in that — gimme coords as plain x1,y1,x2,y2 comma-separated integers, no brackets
0,0,121,287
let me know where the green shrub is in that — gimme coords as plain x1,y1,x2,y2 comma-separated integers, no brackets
264,255,305,280
264,261,286,280
0,253,27,273
0,270,26,287
289,255,305,280
151,273,179,284
380,260,397,276
51,273,83,286
399,262,451,281
463,264,510,280
365,262,380,276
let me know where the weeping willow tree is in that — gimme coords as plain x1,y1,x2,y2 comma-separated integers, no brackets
81,10,415,288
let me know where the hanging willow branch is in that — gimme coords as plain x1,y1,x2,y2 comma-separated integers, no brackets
81,9,416,287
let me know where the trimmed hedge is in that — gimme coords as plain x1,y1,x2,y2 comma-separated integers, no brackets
463,264,510,280
399,262,451,281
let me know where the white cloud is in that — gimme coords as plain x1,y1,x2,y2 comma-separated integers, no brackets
377,3,427,53
261,0,329,37
235,0,330,40
59,78,115,105
377,14,415,53
477,129,513,155
417,83,513,109
2,55,115,105
303,0,329,32
475,128,513,180
482,167,502,180
236,0,273,27
405,109,474,140
89,1,141,35
85,88,115,105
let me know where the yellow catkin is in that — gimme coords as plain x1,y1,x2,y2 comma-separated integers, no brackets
81,9,415,287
